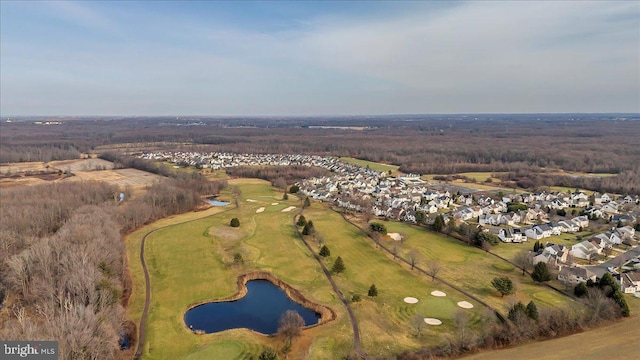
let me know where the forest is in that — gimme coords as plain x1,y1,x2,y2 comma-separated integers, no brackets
0,175,226,358
1,115,638,194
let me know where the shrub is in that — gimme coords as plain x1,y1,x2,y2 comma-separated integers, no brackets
230,217,240,227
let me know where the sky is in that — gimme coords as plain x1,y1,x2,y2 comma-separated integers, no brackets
1,0,639,116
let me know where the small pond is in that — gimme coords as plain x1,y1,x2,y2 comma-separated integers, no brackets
206,198,230,206
184,280,320,335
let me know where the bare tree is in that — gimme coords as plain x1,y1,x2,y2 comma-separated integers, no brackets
408,249,420,270
391,243,401,260
455,310,470,348
513,250,533,275
278,310,305,346
411,314,426,338
426,261,442,281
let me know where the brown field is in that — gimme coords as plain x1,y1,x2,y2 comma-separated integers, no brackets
48,158,114,172
0,161,50,173
462,315,640,360
63,168,163,187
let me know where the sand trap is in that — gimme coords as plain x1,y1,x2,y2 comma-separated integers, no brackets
431,290,446,297
424,318,442,325
387,232,402,241
256,207,265,213
246,199,257,202
457,301,474,309
271,202,279,205
281,206,297,212
403,297,419,304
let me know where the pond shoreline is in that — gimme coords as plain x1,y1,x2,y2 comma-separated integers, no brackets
185,271,336,335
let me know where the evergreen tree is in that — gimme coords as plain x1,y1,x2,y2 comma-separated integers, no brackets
574,282,588,297
508,302,527,322
303,197,311,208
369,222,387,233
319,245,330,257
491,276,515,297
296,215,307,227
302,220,315,236
289,185,300,194
433,214,445,232
525,301,539,320
533,241,541,252
331,256,345,274
531,262,551,282
368,284,378,297
230,218,240,227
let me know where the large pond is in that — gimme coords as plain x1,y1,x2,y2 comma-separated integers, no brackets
184,280,320,335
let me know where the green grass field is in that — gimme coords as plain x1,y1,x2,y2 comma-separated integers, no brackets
339,157,402,175
126,179,583,359
302,206,486,356
366,221,577,313
126,179,352,359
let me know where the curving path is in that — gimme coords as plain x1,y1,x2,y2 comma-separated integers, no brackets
293,209,365,358
133,208,234,360
335,209,508,324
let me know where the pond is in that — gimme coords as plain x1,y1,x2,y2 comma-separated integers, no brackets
206,198,230,206
184,280,320,335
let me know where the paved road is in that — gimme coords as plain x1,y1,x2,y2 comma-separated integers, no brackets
586,245,640,278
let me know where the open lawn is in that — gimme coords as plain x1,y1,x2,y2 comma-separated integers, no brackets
302,205,485,357
126,179,352,359
339,157,402,175
364,221,577,314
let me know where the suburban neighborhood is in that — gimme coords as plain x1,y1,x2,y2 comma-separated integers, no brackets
139,151,640,294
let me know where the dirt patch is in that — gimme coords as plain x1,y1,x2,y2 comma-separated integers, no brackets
209,226,244,242
49,158,114,172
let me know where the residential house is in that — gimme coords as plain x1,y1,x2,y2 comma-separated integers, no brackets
619,272,640,293
479,214,502,226
558,266,597,285
571,240,601,260
571,216,589,229
525,226,545,241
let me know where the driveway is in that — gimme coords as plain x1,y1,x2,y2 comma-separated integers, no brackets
586,245,640,278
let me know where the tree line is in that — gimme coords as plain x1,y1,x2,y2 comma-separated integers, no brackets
0,170,227,358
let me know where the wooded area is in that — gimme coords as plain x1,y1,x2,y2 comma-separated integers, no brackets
2,115,637,193
0,175,226,358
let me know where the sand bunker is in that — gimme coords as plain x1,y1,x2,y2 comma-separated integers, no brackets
246,199,257,202
271,203,279,205
424,318,442,325
281,206,297,212
457,301,474,309
387,232,402,241
256,207,265,213
431,290,446,297
403,297,419,304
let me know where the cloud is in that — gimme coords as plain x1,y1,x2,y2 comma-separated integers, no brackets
44,0,117,33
